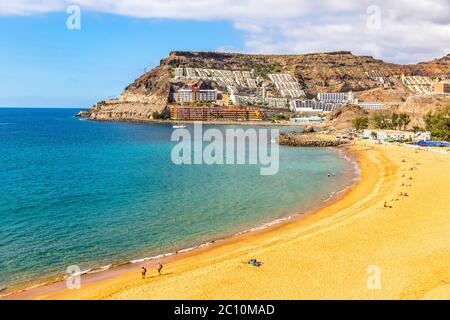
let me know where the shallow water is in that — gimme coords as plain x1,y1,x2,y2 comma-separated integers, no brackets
0,108,356,291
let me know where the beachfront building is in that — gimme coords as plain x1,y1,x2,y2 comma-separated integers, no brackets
266,97,288,109
362,130,376,139
175,89,194,103
169,106,270,121
198,89,217,101
358,102,401,110
290,99,338,113
229,86,263,106
375,130,415,142
358,102,384,110
317,91,355,104
172,88,218,104
363,130,431,142
413,131,432,141
290,116,324,123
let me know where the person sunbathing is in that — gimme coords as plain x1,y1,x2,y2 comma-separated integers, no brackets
248,259,263,267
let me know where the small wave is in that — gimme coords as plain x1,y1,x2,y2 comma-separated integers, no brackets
335,147,361,178
129,240,223,265
0,123,14,125
23,282,50,290
177,241,215,253
63,268,92,279
87,264,112,274
234,215,294,236
0,281,52,298
322,191,337,203
130,252,176,264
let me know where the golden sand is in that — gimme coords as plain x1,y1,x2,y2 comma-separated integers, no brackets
31,142,450,299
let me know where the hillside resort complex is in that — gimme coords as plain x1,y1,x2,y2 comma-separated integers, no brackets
168,67,449,122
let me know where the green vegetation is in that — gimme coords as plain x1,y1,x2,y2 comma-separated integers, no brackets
191,100,216,106
254,62,284,79
398,112,411,130
371,111,410,130
152,110,170,120
352,116,369,131
423,106,450,141
274,113,289,121
371,111,390,129
412,125,425,133
304,92,316,100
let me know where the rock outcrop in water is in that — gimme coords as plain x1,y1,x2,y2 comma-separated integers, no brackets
75,110,91,118
87,51,450,122
278,133,349,147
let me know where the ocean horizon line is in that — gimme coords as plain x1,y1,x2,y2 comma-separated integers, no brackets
0,106,87,109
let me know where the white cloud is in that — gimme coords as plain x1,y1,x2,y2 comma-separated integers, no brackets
0,0,64,15
1,0,449,63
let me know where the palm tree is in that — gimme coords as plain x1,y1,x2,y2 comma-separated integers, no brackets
398,113,411,130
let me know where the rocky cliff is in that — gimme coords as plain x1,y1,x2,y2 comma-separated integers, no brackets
324,104,369,131
87,51,450,121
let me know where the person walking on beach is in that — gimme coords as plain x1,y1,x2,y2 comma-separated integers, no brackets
141,267,147,279
157,263,163,276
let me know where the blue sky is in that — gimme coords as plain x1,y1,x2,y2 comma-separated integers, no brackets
1,0,449,107
0,13,242,107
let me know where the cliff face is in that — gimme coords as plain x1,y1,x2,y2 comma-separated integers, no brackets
324,104,369,131
88,51,450,121
90,63,171,121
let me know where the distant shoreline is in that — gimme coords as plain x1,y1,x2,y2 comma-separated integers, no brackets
82,116,311,127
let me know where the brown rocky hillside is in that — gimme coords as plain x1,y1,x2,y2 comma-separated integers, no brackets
87,51,450,121
392,95,450,128
323,104,368,131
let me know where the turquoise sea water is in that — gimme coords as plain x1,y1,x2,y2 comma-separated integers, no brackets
0,108,357,292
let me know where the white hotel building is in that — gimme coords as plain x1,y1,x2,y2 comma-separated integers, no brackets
198,90,218,101
173,88,218,104
358,102,384,110
290,99,338,113
266,97,288,109
176,89,194,103
317,91,355,104
357,102,400,110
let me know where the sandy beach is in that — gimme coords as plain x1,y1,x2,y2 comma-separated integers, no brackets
7,141,450,300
